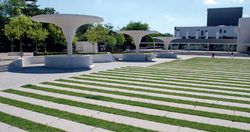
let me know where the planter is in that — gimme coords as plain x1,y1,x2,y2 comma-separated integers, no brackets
45,55,92,69
156,53,177,58
122,53,154,62
92,54,113,63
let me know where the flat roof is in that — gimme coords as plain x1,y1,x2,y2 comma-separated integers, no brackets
171,39,237,44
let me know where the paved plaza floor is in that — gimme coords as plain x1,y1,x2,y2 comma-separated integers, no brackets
1,55,249,90
1,55,250,131
0,57,181,90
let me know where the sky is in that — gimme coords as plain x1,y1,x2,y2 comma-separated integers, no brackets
37,0,250,34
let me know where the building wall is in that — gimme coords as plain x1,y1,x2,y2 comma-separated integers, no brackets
75,41,98,53
237,18,250,53
207,7,243,26
175,26,238,39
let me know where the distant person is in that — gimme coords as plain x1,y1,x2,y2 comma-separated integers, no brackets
231,51,234,57
211,53,215,58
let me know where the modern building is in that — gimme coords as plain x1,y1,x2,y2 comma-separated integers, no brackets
172,7,250,53
207,7,243,26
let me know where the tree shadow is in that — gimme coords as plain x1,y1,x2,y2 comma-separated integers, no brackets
8,65,91,74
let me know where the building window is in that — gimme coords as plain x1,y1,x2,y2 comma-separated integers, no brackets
219,29,222,33
224,30,227,33
201,30,204,36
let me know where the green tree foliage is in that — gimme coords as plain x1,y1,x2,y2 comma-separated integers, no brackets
102,35,117,52
46,24,66,52
40,7,57,14
85,24,109,53
114,33,125,52
22,0,40,16
4,15,33,54
26,22,48,51
150,33,173,37
0,0,60,52
76,24,93,41
121,21,151,50
121,21,149,30
0,0,25,18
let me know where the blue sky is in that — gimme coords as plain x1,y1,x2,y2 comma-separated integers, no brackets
37,0,250,34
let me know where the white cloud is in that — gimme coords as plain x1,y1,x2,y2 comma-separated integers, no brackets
203,0,245,5
243,14,249,17
163,15,176,22
204,0,218,5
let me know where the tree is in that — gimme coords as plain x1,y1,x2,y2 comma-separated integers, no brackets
40,7,57,14
0,0,25,18
121,21,149,30
46,24,66,52
76,24,93,41
150,33,173,37
85,24,109,53
102,35,117,52
3,23,15,52
121,21,150,51
3,15,33,56
114,33,125,52
26,22,48,52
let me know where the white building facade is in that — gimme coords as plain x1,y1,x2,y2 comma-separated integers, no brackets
175,26,238,39
172,7,250,53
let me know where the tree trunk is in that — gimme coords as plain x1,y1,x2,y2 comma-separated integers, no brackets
35,42,38,52
10,40,13,52
92,44,95,54
20,39,23,57
45,41,47,52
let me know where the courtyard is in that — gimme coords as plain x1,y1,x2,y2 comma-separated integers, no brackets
1,57,250,132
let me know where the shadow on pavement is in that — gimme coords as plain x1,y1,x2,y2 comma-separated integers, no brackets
8,65,91,74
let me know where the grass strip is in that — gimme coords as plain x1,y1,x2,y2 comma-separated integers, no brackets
109,68,250,82
0,95,152,132
150,58,250,73
87,72,250,92
54,79,250,112
4,89,248,132
22,84,250,123
110,66,250,79
96,71,250,88
72,76,250,100
102,70,250,86
0,111,63,132
140,67,250,78
102,70,250,85
113,65,250,76
57,78,250,106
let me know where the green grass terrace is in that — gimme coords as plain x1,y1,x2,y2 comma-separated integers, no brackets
1,58,250,132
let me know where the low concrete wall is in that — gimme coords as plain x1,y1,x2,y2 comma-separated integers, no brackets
45,55,92,69
123,53,154,62
113,54,123,61
8,52,22,56
8,52,33,56
92,54,113,63
156,53,177,58
22,56,45,67
9,56,45,69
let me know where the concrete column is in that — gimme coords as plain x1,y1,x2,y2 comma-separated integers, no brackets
195,31,199,39
216,31,220,39
62,27,76,56
205,32,209,39
176,31,180,38
134,37,142,54
185,32,189,39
